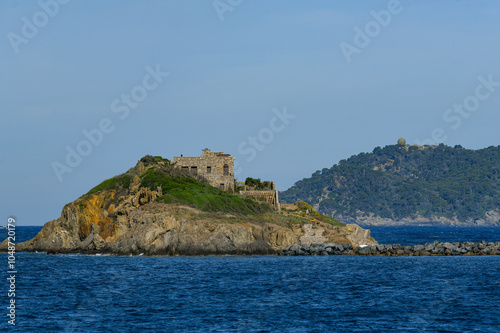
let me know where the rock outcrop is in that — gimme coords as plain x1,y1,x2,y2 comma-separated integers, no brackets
0,201,300,255
0,197,374,255
2,194,376,255
0,196,376,255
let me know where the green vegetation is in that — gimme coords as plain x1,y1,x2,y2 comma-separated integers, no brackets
141,166,270,215
294,201,344,226
140,155,171,165
245,177,272,190
87,174,132,195
281,144,500,221
272,214,314,227
78,202,86,212
85,155,271,215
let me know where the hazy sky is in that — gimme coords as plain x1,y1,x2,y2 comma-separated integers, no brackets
2,0,500,225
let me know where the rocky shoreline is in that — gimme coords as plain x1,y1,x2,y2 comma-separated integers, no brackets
280,240,500,256
334,210,500,227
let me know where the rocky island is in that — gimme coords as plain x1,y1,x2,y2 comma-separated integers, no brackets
0,153,375,256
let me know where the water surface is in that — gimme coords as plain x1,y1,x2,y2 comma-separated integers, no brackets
0,226,498,332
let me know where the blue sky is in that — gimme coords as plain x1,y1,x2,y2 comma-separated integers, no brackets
1,0,500,225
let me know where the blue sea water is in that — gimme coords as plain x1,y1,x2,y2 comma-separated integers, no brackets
1,226,499,332
368,226,500,245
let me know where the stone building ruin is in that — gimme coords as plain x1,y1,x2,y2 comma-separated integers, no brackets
235,181,280,211
173,148,280,210
173,149,235,191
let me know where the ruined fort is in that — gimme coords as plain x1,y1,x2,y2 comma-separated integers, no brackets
174,149,235,191
173,149,280,210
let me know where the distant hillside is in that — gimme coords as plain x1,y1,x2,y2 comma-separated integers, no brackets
281,144,500,226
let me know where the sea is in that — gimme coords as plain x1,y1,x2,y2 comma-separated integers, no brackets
1,226,499,332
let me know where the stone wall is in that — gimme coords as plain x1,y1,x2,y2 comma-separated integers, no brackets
173,149,235,191
239,190,280,210
345,224,372,246
300,224,328,245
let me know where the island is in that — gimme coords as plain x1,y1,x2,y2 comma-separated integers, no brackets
0,150,375,256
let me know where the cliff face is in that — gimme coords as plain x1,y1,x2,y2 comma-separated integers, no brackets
9,193,296,255
5,196,373,255
7,198,376,255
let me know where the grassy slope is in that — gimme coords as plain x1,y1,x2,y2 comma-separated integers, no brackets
140,166,270,215
84,156,345,231
86,156,270,216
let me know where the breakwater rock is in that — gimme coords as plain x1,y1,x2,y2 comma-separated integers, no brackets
280,240,500,256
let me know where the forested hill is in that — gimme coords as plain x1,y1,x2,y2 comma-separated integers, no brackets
280,144,500,225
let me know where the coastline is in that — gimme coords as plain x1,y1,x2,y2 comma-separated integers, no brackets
2,225,500,257
339,214,500,227
4,240,500,257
